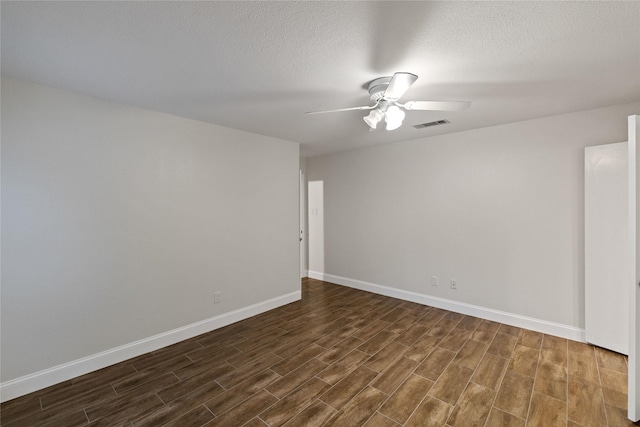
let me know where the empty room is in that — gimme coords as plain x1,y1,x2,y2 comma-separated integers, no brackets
2,2,640,426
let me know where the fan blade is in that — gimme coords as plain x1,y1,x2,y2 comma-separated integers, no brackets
403,100,471,111
383,72,418,100
305,105,375,114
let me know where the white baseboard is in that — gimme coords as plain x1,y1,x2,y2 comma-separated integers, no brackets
311,272,586,343
0,290,301,403
307,270,324,281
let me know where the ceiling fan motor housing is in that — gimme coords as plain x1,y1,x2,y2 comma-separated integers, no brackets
368,76,392,101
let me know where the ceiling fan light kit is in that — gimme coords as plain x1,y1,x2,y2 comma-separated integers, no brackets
363,106,405,130
306,72,471,131
363,109,384,129
384,105,405,130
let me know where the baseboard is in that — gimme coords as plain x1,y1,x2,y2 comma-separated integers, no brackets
0,290,301,403
307,270,324,281
313,272,586,343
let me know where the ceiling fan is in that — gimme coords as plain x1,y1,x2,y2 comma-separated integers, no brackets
306,72,470,131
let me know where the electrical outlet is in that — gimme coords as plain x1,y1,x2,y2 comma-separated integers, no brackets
450,280,457,290
431,276,439,287
214,292,222,304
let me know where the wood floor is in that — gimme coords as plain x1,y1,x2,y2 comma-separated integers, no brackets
1,278,635,427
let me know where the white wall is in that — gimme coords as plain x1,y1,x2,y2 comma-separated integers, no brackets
306,102,640,333
1,78,300,386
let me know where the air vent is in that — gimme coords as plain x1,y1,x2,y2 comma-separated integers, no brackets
413,119,450,129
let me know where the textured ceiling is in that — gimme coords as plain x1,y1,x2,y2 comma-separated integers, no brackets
2,1,640,157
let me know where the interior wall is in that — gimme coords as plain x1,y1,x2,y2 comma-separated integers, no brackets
306,102,640,330
1,78,300,382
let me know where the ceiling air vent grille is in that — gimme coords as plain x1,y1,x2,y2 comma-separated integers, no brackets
414,119,450,129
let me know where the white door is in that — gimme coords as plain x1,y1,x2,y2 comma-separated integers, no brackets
308,180,324,277
585,142,629,354
629,115,639,422
300,170,306,278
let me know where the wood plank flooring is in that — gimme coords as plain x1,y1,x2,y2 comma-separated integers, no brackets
1,278,636,426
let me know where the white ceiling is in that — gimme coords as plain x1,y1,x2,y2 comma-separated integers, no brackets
2,1,640,157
